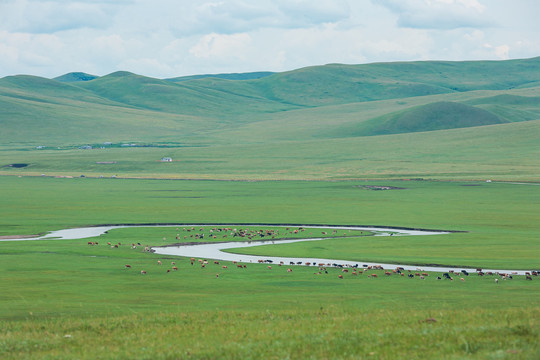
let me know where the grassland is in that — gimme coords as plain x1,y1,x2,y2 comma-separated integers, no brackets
0,176,538,358
1,58,539,358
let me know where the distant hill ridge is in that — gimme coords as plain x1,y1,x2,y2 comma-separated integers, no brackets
1,57,539,145
54,72,99,82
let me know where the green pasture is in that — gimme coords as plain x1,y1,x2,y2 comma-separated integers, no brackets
2,57,540,358
1,176,539,268
2,117,540,181
1,176,539,358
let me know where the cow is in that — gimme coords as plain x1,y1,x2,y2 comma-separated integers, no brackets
141,270,147,275
124,264,131,269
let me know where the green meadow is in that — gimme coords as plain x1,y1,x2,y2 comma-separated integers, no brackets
1,58,540,358
0,176,539,359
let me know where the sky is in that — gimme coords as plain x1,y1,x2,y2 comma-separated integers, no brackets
0,0,539,79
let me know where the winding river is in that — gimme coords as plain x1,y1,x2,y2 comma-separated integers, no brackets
0,224,532,275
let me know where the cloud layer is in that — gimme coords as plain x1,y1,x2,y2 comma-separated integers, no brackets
0,0,538,78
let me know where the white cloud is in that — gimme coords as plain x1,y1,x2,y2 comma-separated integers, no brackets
189,32,251,59
484,43,510,60
0,0,117,33
0,0,538,78
375,0,491,29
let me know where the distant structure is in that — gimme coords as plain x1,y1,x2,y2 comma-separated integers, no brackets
161,157,173,162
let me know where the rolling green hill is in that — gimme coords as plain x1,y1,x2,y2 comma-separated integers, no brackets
347,101,505,136
54,72,99,82
1,57,539,180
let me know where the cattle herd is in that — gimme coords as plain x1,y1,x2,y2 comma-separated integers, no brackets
87,226,537,282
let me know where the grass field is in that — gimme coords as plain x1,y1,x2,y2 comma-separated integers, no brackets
0,176,538,359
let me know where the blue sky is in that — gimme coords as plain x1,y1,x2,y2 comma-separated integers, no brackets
0,0,539,78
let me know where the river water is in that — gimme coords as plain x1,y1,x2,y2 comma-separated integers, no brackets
1,224,532,275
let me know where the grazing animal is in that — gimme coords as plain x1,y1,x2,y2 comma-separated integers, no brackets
216,274,219,278
124,264,131,269
267,266,272,270
495,278,499,284
287,268,293,273
436,276,442,280
338,275,343,279
460,278,465,281
157,260,162,265
371,274,378,278
140,270,147,275
172,266,178,271
526,275,532,280
222,266,228,269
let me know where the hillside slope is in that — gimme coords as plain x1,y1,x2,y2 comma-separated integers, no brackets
1,57,539,182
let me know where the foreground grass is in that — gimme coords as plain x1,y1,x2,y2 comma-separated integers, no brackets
1,308,538,360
